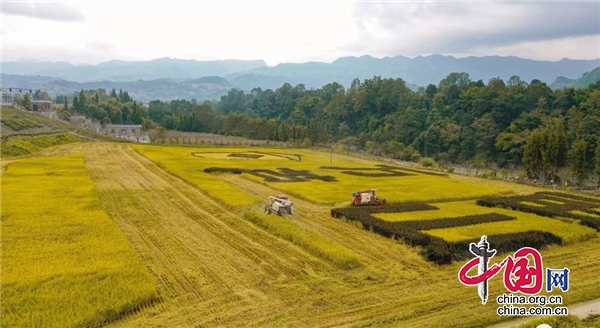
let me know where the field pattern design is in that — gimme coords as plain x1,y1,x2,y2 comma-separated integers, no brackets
192,151,302,161
330,206,560,264
478,192,600,230
135,145,509,206
205,167,337,182
320,164,416,177
123,144,600,327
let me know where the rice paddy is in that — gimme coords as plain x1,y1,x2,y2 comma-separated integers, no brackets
4,142,600,328
1,153,158,327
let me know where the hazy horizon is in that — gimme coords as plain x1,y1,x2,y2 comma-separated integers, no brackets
2,1,599,66
6,53,600,68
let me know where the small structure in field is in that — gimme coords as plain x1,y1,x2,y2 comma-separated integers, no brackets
70,115,92,128
103,124,150,143
30,100,53,112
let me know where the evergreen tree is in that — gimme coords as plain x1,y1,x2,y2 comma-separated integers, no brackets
523,130,545,180
73,96,79,112
77,90,87,114
131,101,142,124
570,139,587,184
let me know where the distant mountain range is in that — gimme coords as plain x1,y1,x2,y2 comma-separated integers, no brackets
2,58,267,82
2,55,599,102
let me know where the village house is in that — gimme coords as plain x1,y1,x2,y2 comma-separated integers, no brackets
69,115,93,128
30,100,53,112
1,88,15,105
103,124,150,143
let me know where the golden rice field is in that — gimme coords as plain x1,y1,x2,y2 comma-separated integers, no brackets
375,200,597,244
1,153,158,328
2,142,600,328
133,145,510,206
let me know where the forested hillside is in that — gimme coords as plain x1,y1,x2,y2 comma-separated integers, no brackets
54,72,600,185
551,67,600,90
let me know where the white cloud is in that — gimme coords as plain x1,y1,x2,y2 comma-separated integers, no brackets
2,2,85,22
1,1,598,64
465,35,600,61
343,2,600,60
62,1,356,65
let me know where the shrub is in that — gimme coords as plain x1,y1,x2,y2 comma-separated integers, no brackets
419,157,436,167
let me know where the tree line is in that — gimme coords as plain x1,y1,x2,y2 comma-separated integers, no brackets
59,73,600,186
56,88,153,129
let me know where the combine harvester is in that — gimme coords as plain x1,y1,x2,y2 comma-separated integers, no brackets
351,189,386,206
265,195,294,216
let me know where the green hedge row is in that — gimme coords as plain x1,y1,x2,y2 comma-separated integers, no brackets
331,203,438,218
320,165,414,177
204,167,337,182
440,231,562,264
250,151,302,161
378,165,449,177
537,191,600,204
228,153,263,159
204,167,243,174
320,164,448,177
477,192,600,231
191,151,302,161
330,205,558,264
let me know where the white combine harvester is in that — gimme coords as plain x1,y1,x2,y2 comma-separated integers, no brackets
264,194,294,216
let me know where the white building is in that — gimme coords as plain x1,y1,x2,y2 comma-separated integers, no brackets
103,124,150,143
30,100,53,112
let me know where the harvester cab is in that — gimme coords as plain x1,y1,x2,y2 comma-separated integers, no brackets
352,189,386,206
265,194,294,216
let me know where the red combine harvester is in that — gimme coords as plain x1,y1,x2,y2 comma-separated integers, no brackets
351,189,386,206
